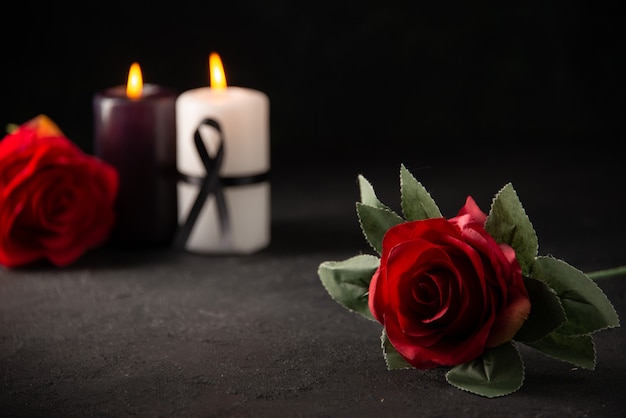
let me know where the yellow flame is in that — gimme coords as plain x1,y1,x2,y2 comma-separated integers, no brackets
209,52,227,90
126,62,143,99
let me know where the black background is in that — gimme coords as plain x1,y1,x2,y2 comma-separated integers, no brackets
1,1,624,161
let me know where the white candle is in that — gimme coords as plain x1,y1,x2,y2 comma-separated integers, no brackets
175,53,270,254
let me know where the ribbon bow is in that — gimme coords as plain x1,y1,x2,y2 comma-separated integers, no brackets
174,118,269,250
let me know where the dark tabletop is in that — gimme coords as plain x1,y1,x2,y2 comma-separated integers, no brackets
1,145,625,417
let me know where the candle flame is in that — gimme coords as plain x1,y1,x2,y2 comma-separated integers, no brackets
209,52,227,90
126,62,143,99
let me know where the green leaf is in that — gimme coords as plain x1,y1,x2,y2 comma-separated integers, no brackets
358,175,390,210
356,202,404,254
485,183,538,276
381,329,413,370
531,256,620,335
526,332,596,369
318,255,380,320
446,342,524,398
514,277,566,342
400,164,442,221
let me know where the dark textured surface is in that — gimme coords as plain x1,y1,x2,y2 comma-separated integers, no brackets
1,149,625,417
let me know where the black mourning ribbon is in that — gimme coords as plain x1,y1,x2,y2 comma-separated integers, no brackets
173,118,269,251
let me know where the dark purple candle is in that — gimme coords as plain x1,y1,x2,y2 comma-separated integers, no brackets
93,71,178,248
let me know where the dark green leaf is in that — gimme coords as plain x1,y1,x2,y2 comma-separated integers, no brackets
318,255,380,320
531,256,620,335
381,329,412,370
526,332,596,369
400,164,442,221
485,183,538,276
356,202,404,254
514,277,566,342
446,342,524,398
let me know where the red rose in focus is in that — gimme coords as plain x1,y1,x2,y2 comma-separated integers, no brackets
368,196,531,369
0,115,118,268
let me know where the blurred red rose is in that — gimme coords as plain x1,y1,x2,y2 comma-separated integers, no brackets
368,196,531,369
0,115,118,268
